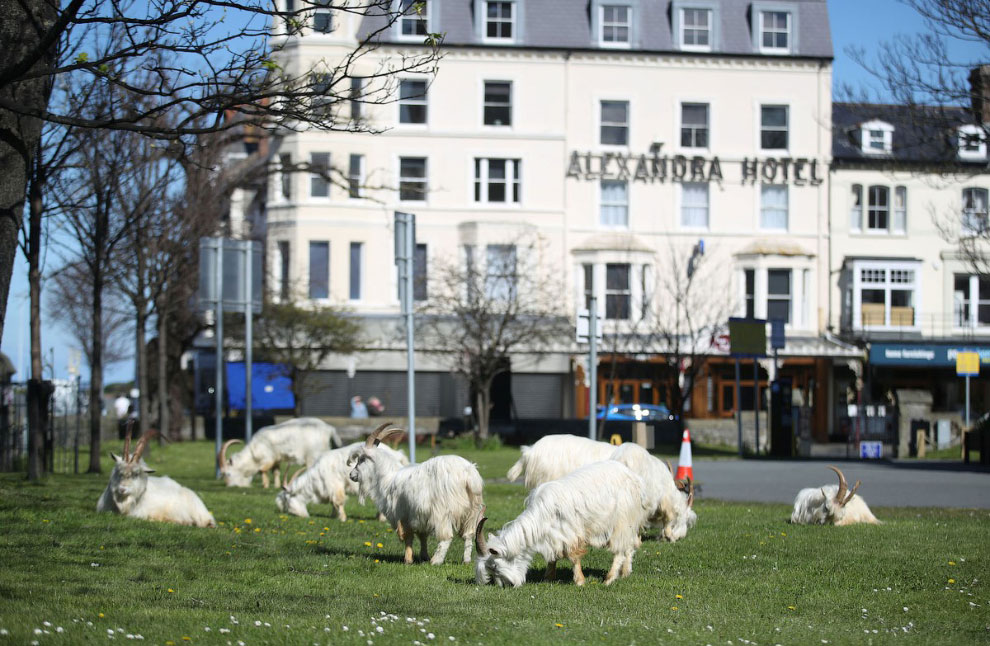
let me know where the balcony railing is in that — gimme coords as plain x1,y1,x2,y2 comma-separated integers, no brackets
840,310,990,341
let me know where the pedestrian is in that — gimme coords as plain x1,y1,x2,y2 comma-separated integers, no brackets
350,395,368,418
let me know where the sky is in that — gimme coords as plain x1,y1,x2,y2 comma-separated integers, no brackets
2,0,986,385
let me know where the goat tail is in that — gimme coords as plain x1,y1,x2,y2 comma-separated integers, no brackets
506,445,530,482
461,471,485,536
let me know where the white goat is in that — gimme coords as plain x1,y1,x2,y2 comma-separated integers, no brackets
475,460,652,587
790,465,880,526
275,442,408,520
609,443,697,542
507,434,697,542
348,423,485,565
505,434,616,489
97,431,216,528
218,417,341,488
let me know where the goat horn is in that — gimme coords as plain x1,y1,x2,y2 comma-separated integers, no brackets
286,466,307,488
123,423,134,461
828,465,848,504
686,477,695,508
666,459,675,475
130,430,158,463
842,480,862,506
474,507,488,555
219,439,243,466
365,422,397,448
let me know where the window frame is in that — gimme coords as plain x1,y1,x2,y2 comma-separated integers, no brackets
859,120,894,155
473,157,522,205
309,152,330,199
348,154,364,199
867,185,890,233
605,263,632,320
953,273,990,329
849,259,921,330
599,99,630,147
958,124,988,161
308,240,330,300
396,0,430,40
482,80,512,127
759,104,789,151
679,101,710,150
485,244,517,302
849,184,862,232
483,0,515,42
759,183,788,231
397,78,428,125
962,187,990,235
599,179,629,228
766,268,792,324
677,6,712,51
755,8,791,54
312,0,333,33
679,181,710,230
276,240,290,302
349,242,363,301
599,4,631,47
398,156,428,202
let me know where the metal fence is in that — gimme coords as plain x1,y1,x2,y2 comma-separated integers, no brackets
0,380,89,474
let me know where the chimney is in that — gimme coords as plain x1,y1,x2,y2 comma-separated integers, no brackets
969,65,990,123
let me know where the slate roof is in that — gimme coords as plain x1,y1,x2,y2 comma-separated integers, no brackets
360,0,832,58
832,102,985,167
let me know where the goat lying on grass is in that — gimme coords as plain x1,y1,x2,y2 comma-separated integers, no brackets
276,442,408,520
218,417,341,488
790,465,880,526
475,460,652,587
348,423,484,565
97,431,215,528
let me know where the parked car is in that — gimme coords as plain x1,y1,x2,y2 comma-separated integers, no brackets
595,403,677,422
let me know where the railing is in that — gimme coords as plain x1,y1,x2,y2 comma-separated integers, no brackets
0,380,89,474
840,311,990,341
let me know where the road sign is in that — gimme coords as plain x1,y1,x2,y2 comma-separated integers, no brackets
576,308,603,343
956,351,980,377
770,319,785,350
728,317,767,357
860,441,883,459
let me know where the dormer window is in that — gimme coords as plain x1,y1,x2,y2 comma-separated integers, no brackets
751,3,798,55
397,0,429,39
859,120,893,155
958,124,987,160
600,4,631,47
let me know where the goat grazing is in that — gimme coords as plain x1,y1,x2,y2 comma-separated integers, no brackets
276,442,408,520
97,431,216,528
475,460,652,587
790,465,880,526
610,443,697,542
218,417,341,488
505,434,616,489
507,434,697,542
348,423,484,565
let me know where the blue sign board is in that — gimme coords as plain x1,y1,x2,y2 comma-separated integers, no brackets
869,344,990,368
769,319,785,350
225,362,295,411
860,441,884,459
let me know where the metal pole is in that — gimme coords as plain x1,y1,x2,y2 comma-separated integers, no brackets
753,358,760,455
244,242,253,443
74,374,80,474
966,374,971,428
588,295,598,440
404,215,416,464
735,358,742,457
214,239,224,478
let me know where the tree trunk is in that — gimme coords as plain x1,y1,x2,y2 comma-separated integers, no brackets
0,0,56,347
157,302,169,439
26,144,45,480
474,384,491,445
87,257,105,474
135,307,149,436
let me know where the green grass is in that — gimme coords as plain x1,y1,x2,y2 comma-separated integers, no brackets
0,441,987,645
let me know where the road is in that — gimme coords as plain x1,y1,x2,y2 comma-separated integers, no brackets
692,459,990,508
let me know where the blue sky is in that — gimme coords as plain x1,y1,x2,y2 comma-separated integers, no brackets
2,0,984,384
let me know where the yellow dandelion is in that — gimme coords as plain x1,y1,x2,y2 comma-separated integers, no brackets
100,546,104,550
675,594,683,599
376,543,384,548
323,527,330,531
244,518,252,524
308,520,315,525
254,528,260,533
226,552,231,556
42,519,50,523
168,588,174,593
219,521,225,526
787,605,796,611
948,578,956,584
182,637,191,642
98,613,105,619
358,520,365,524
780,532,787,536
670,606,678,611
374,559,380,563
166,641,175,646
949,561,957,566
373,593,379,598
364,541,372,547
320,532,325,537
554,623,563,628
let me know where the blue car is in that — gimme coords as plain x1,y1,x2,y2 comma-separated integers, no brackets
596,403,676,421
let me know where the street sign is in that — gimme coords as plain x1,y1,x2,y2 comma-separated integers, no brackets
956,351,980,377
860,441,883,459
576,308,603,343
770,319,785,350
728,317,767,357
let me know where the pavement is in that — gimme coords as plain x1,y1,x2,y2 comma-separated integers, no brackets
692,458,990,509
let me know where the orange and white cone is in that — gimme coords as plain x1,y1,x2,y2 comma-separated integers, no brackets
675,429,694,481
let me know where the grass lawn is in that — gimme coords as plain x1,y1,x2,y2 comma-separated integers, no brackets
0,440,987,645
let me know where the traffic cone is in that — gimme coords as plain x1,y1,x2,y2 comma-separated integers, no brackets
675,429,693,481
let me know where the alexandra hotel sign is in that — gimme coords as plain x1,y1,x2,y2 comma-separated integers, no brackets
566,148,824,186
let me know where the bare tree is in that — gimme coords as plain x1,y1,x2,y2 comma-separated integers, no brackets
47,261,130,369
0,0,442,345
420,234,571,444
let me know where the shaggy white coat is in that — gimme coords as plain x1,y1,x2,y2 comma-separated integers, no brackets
505,434,616,488
221,417,341,487
275,442,408,519
96,455,215,528
507,434,697,542
790,484,880,526
610,443,697,542
476,460,652,587
349,448,484,565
